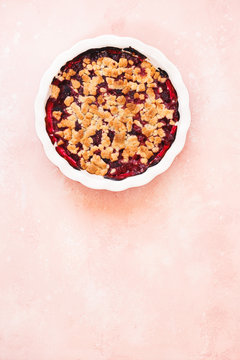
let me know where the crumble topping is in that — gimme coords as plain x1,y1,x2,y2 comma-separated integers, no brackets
45,47,179,179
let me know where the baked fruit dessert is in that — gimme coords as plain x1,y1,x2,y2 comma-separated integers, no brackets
45,47,179,180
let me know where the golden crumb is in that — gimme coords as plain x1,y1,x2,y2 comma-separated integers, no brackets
51,85,60,99
71,79,81,89
64,96,74,107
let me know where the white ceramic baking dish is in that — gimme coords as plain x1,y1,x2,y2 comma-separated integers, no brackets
35,35,191,191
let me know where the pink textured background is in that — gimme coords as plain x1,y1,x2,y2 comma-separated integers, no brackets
0,0,240,359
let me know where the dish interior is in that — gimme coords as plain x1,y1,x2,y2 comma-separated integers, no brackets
45,46,179,180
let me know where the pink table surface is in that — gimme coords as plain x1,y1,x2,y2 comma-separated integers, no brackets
0,0,240,359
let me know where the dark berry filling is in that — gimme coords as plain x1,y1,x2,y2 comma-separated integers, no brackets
45,46,179,180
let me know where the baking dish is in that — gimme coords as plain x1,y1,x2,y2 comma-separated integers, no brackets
35,35,191,191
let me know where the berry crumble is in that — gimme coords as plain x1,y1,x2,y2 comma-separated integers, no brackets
45,47,179,180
